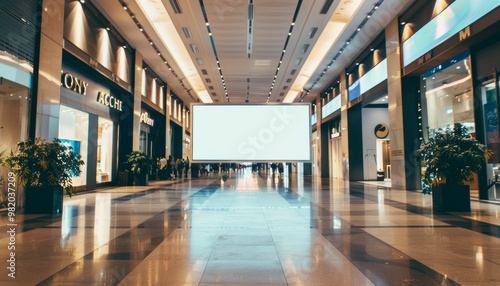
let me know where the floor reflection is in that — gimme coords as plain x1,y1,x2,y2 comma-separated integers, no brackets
1,171,499,285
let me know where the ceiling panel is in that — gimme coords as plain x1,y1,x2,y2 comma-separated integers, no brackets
92,0,416,105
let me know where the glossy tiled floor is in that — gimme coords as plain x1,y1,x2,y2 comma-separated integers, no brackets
1,169,500,285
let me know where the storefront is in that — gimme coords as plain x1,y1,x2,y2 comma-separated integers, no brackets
140,64,167,163
347,34,389,181
167,92,185,160
0,0,38,205
320,79,342,179
476,39,500,201
59,56,132,190
0,56,33,191
400,0,500,199
59,0,135,190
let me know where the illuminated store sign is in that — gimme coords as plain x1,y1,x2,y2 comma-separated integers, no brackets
402,0,498,66
97,92,123,111
62,73,88,95
348,59,387,102
322,95,340,119
62,72,123,112
140,111,154,126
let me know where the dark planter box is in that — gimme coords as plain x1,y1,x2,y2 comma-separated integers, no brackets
118,171,131,186
191,165,199,178
134,174,149,186
25,186,63,214
432,184,471,212
158,169,168,180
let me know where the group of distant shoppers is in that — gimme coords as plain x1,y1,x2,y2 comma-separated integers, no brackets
157,155,190,180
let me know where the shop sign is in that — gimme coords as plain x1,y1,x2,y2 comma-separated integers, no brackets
459,26,471,42
417,51,433,66
62,73,89,95
97,92,123,111
140,111,154,126
374,123,389,139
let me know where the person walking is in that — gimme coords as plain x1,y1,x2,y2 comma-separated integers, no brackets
184,157,190,177
175,158,182,178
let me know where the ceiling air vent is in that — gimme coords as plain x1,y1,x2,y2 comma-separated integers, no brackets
276,99,281,102
211,92,217,97
290,69,297,75
283,86,289,90
279,92,285,96
308,27,318,38
182,27,192,38
208,86,214,90
247,1,254,58
320,0,334,14
205,78,211,83
196,58,203,65
190,44,199,53
286,78,292,83
295,58,303,65
301,44,310,53
169,0,182,13
201,69,208,75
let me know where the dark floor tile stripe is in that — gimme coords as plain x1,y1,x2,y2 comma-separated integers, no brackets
346,182,500,239
278,178,460,286
5,184,184,234
36,181,220,286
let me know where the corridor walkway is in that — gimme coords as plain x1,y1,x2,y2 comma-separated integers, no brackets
0,170,499,285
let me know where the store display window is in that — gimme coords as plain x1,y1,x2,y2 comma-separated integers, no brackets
420,51,474,140
97,117,113,183
58,105,88,186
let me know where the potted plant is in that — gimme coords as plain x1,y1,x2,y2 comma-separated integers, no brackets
417,123,491,212
124,151,154,186
0,137,84,214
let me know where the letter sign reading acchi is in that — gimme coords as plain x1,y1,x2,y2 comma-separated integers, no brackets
97,92,123,111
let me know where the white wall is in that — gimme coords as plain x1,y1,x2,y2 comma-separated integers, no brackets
362,108,389,180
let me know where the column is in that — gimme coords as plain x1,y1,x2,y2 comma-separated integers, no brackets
34,0,65,139
132,51,143,151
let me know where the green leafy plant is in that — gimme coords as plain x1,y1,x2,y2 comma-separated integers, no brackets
0,137,85,196
417,123,492,189
124,151,154,175
0,150,5,208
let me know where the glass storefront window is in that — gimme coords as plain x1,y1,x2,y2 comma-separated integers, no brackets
58,105,88,187
0,79,31,197
420,52,474,140
97,117,113,183
482,80,500,201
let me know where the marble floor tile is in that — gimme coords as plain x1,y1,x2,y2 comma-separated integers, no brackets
1,173,500,285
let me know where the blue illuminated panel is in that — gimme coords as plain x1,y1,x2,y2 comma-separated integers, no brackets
402,0,498,67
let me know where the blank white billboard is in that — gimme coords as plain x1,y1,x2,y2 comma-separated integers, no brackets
191,104,311,162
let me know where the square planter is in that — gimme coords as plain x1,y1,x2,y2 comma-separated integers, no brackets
134,174,149,186
25,186,63,214
432,184,471,212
